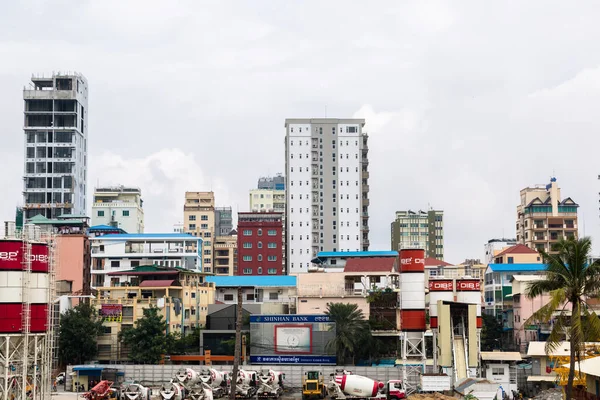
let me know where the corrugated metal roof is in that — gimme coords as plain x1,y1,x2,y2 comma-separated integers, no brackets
139,279,178,287
344,257,397,273
481,351,522,361
316,251,398,258
487,263,546,272
561,356,600,377
527,341,571,356
206,276,296,287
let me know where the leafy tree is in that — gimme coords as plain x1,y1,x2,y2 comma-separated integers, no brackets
120,307,169,364
525,237,600,400
480,314,503,351
58,303,103,366
169,327,202,355
325,303,370,364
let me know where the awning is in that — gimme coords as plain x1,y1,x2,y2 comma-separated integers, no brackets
139,279,178,288
527,375,557,382
72,367,103,372
481,351,522,361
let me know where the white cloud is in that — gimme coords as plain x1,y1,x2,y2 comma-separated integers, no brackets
90,149,232,230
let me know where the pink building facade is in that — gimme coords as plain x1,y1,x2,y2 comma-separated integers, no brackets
511,275,550,353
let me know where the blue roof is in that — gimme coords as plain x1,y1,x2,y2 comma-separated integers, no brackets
96,233,199,240
89,224,127,232
487,263,547,272
206,276,296,287
316,251,398,258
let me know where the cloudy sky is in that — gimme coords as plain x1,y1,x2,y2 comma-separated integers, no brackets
1,1,599,263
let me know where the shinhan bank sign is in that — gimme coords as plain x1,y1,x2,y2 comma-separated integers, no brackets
249,315,331,323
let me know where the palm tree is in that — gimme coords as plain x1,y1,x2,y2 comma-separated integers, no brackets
325,303,370,364
525,237,600,400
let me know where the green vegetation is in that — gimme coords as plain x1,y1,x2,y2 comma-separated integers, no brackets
480,314,503,351
120,307,170,363
58,303,103,366
525,237,600,400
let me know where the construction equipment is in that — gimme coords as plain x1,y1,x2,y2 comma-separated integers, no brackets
158,381,184,400
256,369,284,399
235,370,257,399
327,370,406,400
121,382,151,400
82,380,118,400
302,371,326,400
198,369,230,398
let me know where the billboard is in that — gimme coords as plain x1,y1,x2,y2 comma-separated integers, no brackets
250,315,336,365
100,304,123,322
0,240,49,272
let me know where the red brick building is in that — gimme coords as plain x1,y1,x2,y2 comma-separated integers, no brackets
236,212,283,275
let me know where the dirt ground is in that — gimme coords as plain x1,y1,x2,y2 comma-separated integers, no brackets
408,393,457,400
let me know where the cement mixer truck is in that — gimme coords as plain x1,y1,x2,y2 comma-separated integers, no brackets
198,369,230,398
159,369,214,400
327,370,406,400
256,369,285,399
235,369,258,399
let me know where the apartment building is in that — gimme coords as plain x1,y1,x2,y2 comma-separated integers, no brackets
206,276,296,314
390,209,444,259
23,73,88,220
92,185,144,233
92,265,214,362
90,233,202,288
215,207,233,236
249,174,286,268
237,212,284,275
484,238,517,265
516,177,578,253
511,275,550,353
285,119,370,274
183,192,215,273
483,245,545,318
213,234,237,276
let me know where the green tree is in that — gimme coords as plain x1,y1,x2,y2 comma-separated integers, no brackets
525,237,600,400
325,303,370,364
480,314,503,351
120,307,169,364
58,303,103,366
169,327,202,355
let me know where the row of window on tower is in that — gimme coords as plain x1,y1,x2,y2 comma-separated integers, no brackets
289,126,358,133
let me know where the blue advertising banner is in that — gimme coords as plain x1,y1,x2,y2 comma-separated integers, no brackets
250,315,331,323
250,355,337,365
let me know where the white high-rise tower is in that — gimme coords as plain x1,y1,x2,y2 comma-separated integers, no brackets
23,73,88,220
285,118,370,274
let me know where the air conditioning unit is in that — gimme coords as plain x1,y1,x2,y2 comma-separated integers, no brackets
219,289,225,293
278,290,282,294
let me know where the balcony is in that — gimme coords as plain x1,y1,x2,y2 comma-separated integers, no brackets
362,171,369,179
362,198,370,206
362,184,370,192
297,284,364,298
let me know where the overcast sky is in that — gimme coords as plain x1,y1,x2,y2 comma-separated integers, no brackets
1,1,599,263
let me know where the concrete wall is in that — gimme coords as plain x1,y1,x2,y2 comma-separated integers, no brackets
66,364,413,392
56,234,86,295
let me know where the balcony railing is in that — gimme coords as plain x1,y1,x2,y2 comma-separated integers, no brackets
215,295,295,303
297,284,364,298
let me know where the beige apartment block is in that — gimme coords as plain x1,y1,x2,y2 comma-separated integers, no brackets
213,234,237,276
184,192,215,273
516,178,578,254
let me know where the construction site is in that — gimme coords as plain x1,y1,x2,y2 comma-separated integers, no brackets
0,224,58,400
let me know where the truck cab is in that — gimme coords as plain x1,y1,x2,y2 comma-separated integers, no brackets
386,381,406,400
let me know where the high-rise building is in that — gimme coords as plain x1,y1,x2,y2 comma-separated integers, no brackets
183,191,215,273
92,185,144,233
390,210,444,259
285,118,370,274
23,73,88,220
237,212,284,275
250,174,286,268
516,177,578,253
215,207,233,236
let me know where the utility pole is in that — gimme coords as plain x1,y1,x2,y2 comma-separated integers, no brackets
230,287,243,400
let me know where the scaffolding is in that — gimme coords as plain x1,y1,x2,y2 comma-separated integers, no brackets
0,225,56,400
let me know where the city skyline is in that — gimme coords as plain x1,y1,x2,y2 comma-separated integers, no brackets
2,2,600,263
